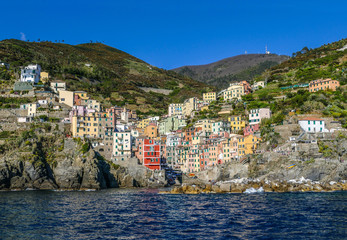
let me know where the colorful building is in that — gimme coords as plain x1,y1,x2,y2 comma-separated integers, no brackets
228,116,246,132
238,135,260,157
249,108,271,125
223,84,244,101
168,103,184,116
144,123,158,139
212,121,231,134
309,79,340,92
244,124,260,136
194,119,214,132
142,139,161,170
158,116,186,135
203,92,216,103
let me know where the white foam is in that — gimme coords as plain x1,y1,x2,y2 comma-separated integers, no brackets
244,187,264,194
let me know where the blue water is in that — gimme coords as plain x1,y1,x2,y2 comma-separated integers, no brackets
0,189,346,240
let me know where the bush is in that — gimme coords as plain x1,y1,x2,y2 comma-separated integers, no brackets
81,142,90,154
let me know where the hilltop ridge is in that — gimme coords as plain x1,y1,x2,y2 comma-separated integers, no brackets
172,53,289,89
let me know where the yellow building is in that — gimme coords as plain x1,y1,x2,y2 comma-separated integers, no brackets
74,91,89,100
59,90,74,107
182,97,196,116
71,111,115,139
59,90,89,107
237,135,260,157
203,92,216,103
194,119,214,132
228,116,246,132
40,72,49,83
223,85,244,101
137,118,152,129
143,124,158,139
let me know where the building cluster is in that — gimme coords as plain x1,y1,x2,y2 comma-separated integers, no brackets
9,64,343,173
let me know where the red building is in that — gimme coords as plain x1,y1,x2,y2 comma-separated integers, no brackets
142,139,161,170
184,127,202,142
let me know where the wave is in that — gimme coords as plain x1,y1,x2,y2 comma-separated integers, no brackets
244,187,264,194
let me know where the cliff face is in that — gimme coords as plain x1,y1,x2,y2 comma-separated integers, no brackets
0,140,166,190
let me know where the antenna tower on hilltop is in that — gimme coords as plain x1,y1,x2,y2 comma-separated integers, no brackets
265,45,270,54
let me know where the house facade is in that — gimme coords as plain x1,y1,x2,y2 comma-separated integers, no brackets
203,92,216,103
142,139,161,170
50,81,66,93
249,108,271,125
223,84,244,101
228,116,245,132
168,103,183,116
158,116,186,135
298,117,327,133
309,79,340,92
20,64,41,83
113,131,132,161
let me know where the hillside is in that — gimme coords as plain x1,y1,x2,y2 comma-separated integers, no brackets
259,38,347,85
0,39,211,115
172,54,289,89
245,38,347,127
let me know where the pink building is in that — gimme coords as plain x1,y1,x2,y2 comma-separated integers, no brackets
69,105,95,122
249,108,271,125
244,124,260,136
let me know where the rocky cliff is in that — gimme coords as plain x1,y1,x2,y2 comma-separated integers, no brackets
0,139,166,190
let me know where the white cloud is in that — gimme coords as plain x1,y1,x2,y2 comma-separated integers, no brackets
20,32,26,41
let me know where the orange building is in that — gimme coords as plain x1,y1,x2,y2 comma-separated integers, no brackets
309,79,340,92
240,81,252,94
144,123,158,139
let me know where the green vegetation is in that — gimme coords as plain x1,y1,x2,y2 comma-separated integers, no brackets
0,97,34,109
0,39,210,114
174,54,288,90
81,142,90,154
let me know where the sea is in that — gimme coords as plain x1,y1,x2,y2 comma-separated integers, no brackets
0,189,346,240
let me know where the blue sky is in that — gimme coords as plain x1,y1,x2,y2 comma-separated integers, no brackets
1,0,347,69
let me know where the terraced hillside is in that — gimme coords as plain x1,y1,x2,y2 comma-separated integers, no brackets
0,39,211,116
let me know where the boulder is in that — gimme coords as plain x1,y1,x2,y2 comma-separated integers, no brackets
212,185,222,193
220,183,231,192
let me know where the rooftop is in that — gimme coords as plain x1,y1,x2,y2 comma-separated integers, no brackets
299,117,324,121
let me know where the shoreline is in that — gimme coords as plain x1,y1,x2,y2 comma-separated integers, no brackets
159,178,347,194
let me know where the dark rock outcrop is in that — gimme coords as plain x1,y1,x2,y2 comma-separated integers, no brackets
0,145,166,190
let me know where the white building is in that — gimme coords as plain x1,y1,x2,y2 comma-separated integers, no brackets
249,108,271,125
50,81,66,93
38,99,48,105
298,117,328,133
168,103,183,116
252,81,265,90
20,64,41,83
17,117,32,123
212,121,231,134
113,131,132,161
